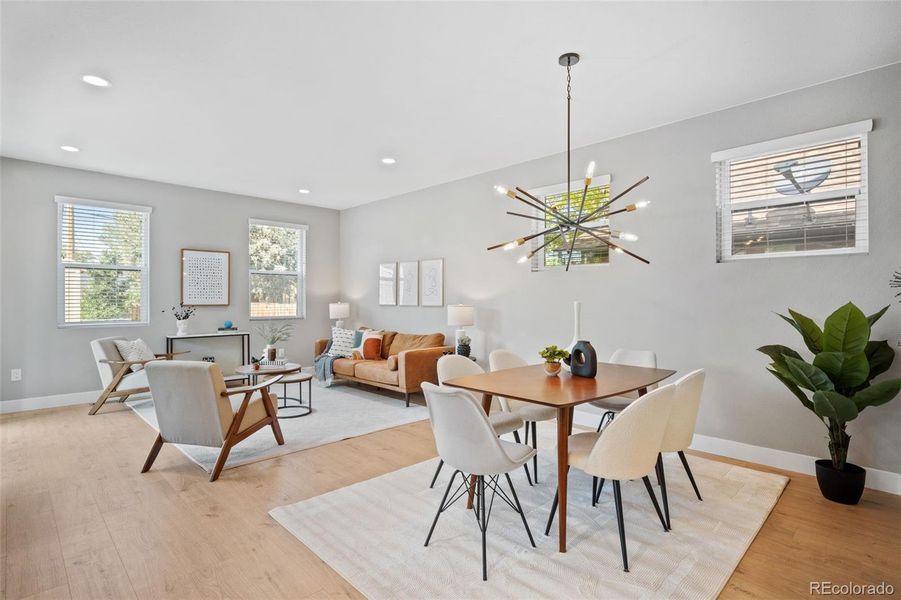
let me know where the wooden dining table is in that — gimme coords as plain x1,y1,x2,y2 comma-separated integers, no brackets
444,362,676,553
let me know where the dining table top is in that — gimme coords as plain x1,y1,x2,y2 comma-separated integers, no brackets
443,363,677,408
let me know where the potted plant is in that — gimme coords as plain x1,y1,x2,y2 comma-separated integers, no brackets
163,305,196,336
539,345,570,377
457,334,472,357
759,302,900,504
256,322,293,361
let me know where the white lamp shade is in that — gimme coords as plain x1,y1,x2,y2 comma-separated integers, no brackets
329,302,350,319
447,304,474,327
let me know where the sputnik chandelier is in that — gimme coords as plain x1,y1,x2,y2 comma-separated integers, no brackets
488,52,651,271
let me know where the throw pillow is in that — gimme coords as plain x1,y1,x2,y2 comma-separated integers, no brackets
359,331,384,360
113,338,156,372
328,327,357,358
386,356,399,371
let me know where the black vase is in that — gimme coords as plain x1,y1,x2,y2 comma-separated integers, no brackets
456,344,471,357
569,340,597,378
815,459,866,505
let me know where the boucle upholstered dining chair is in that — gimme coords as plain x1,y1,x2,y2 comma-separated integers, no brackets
429,355,528,488
141,361,285,482
89,337,185,415
488,350,557,484
422,383,536,581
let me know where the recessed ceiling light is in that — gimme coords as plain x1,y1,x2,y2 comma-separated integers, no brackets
82,74,111,88
60,145,80,152
381,157,396,165
298,188,310,194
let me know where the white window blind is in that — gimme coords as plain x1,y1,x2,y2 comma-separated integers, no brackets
56,196,151,327
529,175,612,271
249,219,306,319
713,120,871,262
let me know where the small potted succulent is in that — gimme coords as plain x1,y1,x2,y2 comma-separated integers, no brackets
456,334,472,357
256,322,293,361
539,345,570,377
163,305,196,336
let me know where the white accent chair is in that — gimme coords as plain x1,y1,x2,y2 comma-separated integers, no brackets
488,350,557,483
656,369,706,529
89,337,185,415
141,361,285,482
590,349,658,426
429,355,530,488
422,383,536,581
545,384,674,572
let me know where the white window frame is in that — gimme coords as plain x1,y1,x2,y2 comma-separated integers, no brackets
529,174,612,271
712,120,871,262
55,195,152,328
248,218,307,320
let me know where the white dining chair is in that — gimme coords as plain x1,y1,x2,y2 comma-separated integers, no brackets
545,383,674,572
489,350,557,483
422,383,536,581
656,369,706,529
430,355,530,488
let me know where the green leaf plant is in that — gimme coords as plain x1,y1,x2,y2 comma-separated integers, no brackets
759,302,900,470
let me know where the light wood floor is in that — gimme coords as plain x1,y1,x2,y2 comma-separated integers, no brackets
1,401,899,600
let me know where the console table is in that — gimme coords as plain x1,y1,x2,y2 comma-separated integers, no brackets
165,331,251,384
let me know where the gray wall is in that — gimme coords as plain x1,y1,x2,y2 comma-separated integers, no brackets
339,64,901,473
0,158,340,401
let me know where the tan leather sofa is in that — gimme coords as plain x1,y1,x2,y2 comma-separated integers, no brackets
314,331,453,406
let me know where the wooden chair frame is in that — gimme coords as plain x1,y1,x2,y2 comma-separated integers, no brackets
141,375,285,482
89,351,188,415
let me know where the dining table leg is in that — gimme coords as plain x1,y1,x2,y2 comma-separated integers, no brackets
467,393,494,509
557,405,573,552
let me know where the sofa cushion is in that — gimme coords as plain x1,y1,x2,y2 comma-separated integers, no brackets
389,333,445,356
333,358,363,377
380,331,398,359
353,361,399,386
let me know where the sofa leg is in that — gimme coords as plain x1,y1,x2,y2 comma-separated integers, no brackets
404,393,410,407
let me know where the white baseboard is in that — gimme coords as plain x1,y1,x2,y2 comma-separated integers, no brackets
0,389,100,413
572,409,901,496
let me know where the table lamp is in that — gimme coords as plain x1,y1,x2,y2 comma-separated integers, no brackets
447,304,474,348
329,302,350,329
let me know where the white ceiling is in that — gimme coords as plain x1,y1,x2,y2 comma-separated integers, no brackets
3,2,900,210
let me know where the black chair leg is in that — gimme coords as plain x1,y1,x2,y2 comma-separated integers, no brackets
505,473,535,547
429,459,445,489
479,475,487,581
425,469,459,546
612,480,629,572
657,454,670,529
593,477,606,505
544,487,558,536
531,421,538,484
678,451,703,501
592,476,598,507
512,430,533,485
642,475,669,532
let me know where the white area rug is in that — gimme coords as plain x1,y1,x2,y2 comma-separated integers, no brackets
270,423,788,599
127,378,428,472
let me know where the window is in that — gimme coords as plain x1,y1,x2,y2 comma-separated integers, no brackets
713,120,871,262
249,219,306,319
528,175,612,271
56,196,151,327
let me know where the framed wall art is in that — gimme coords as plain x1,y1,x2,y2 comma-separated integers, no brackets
420,258,444,306
181,249,230,306
398,261,419,306
379,262,397,306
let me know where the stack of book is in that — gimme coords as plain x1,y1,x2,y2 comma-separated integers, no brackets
259,358,287,367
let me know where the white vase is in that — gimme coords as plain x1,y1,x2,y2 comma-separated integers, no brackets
176,320,189,336
562,300,581,372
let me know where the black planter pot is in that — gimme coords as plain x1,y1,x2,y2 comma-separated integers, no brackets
815,459,866,505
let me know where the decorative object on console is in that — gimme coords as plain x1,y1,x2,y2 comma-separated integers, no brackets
379,263,397,306
566,340,597,378
163,304,196,336
181,248,230,305
218,319,236,331
398,261,419,306
487,52,650,270
539,345,570,377
447,304,474,348
456,334,471,357
420,259,444,306
758,302,899,505
329,302,350,328
891,269,901,301
257,322,293,362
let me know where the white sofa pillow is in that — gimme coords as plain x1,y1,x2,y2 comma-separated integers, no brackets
328,327,357,358
114,338,156,372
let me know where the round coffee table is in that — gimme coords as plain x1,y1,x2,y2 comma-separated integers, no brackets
234,363,311,418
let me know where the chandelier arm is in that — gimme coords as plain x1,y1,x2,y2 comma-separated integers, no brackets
578,176,650,224
486,226,558,251
576,225,650,264
565,183,590,271
514,187,552,209
506,211,547,223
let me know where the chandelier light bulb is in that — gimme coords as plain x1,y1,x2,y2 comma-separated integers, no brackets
621,232,639,242
517,255,529,264
494,185,508,195
636,200,651,209
585,161,596,179
503,238,524,251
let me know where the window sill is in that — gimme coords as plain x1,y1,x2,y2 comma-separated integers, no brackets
719,246,868,262
57,321,149,329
